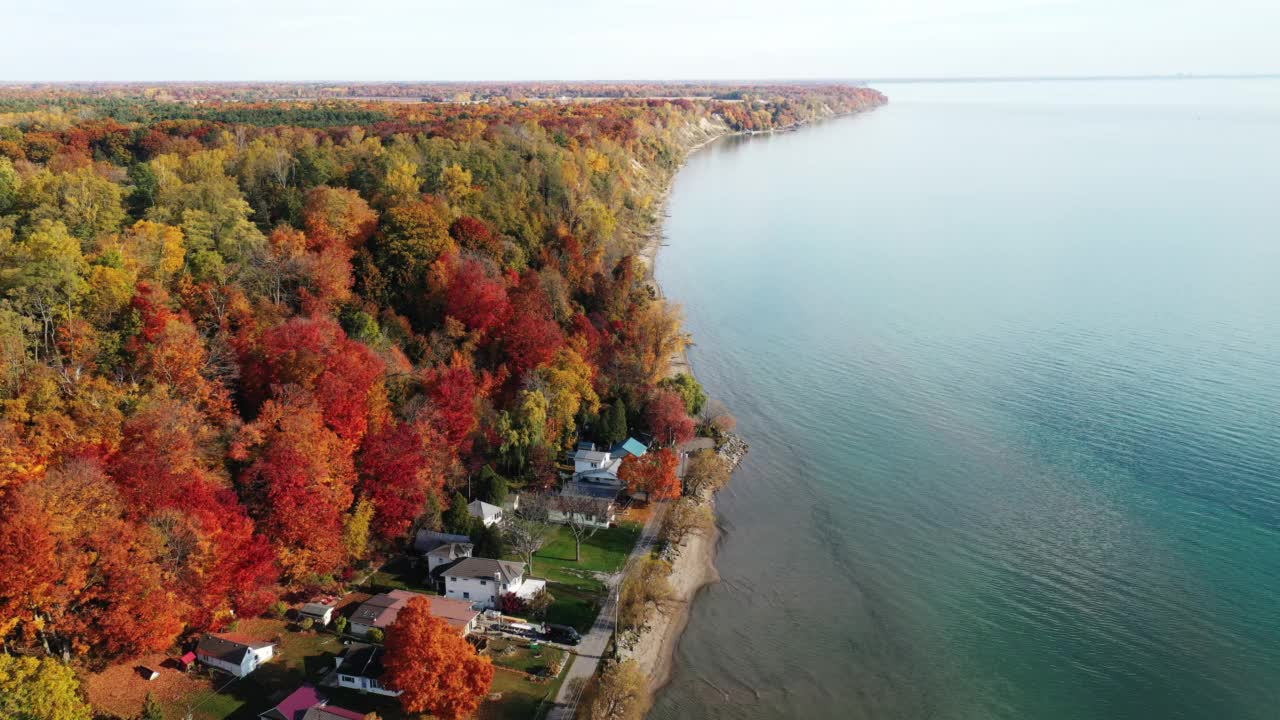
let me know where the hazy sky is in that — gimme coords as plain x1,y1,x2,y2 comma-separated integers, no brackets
6,0,1279,81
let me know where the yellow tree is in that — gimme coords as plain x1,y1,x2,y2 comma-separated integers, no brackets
118,220,185,284
533,346,599,445
438,163,475,207
0,654,93,720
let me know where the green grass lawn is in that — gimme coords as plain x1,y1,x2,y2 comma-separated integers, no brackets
161,623,345,720
161,621,573,720
366,554,440,595
524,522,641,593
542,585,601,634
479,654,575,720
485,638,568,676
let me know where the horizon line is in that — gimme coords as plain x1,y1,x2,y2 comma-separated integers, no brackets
1,73,1279,86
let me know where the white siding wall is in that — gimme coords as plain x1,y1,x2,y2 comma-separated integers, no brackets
337,673,400,696
198,646,271,678
444,575,547,609
444,575,502,608
548,508,613,529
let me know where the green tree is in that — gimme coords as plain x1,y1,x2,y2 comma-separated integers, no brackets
598,399,628,446
23,166,126,242
0,220,90,359
476,465,509,506
444,491,472,535
659,373,707,416
141,692,165,720
470,520,505,559
0,156,18,214
0,654,93,720
495,389,548,473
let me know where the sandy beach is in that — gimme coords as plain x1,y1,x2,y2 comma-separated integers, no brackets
624,516,722,690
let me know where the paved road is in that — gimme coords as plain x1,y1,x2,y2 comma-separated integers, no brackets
546,502,668,720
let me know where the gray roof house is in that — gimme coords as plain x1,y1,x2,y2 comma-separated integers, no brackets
413,529,471,554
442,557,546,610
331,643,400,697
196,634,275,678
426,541,473,573
467,500,504,527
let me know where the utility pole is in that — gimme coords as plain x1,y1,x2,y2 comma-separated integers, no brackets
495,571,503,635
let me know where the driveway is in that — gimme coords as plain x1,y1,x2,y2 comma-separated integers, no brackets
546,501,668,720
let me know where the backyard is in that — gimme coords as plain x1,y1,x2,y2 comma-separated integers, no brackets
365,554,439,595
478,655,576,720
513,521,641,633
84,618,343,720
525,521,641,592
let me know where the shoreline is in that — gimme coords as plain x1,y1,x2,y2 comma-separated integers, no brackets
621,108,878,702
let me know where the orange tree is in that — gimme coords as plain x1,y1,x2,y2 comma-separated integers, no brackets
383,596,494,719
618,448,681,501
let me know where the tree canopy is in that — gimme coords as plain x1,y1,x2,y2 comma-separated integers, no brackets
0,83,883,668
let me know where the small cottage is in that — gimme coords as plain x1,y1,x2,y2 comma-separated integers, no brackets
467,500,504,527
332,643,400,697
196,634,274,678
299,602,336,626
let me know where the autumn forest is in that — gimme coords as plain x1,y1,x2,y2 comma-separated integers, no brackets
0,83,885,712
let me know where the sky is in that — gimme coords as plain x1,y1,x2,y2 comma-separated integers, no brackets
4,0,1279,81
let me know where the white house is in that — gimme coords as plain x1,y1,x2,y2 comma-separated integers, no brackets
196,634,274,678
413,529,471,555
443,557,546,610
298,602,336,627
548,482,618,529
570,438,647,484
332,644,400,697
426,541,473,573
572,448,623,482
467,500,504,527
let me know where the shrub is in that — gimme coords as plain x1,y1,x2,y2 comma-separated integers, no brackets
268,601,288,620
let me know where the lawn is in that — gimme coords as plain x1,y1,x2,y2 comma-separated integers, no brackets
478,655,575,720
524,522,641,593
542,585,600,634
485,637,568,677
366,554,440,595
154,620,344,720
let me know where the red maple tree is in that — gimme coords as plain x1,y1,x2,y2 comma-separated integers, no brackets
618,447,681,501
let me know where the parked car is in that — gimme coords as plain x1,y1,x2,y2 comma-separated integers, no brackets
546,624,581,645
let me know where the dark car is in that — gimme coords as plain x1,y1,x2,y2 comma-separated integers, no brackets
546,624,582,645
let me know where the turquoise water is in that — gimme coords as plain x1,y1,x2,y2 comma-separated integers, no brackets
650,80,1280,720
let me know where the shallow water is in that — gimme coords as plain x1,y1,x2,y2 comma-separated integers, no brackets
650,79,1280,720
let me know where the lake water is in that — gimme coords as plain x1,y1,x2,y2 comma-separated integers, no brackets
650,79,1280,720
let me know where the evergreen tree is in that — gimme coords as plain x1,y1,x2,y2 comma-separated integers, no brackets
471,520,506,559
444,492,472,536
599,399,628,446
477,465,509,506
